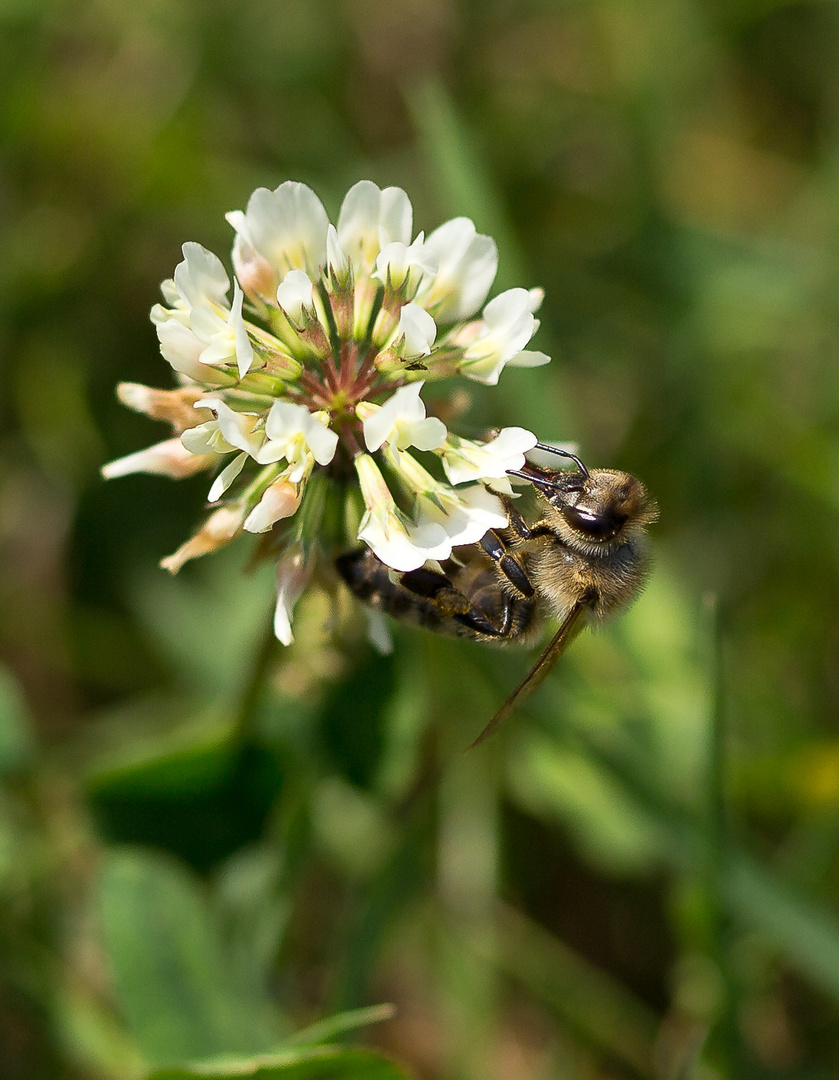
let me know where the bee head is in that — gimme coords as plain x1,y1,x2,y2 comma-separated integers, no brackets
508,451,658,552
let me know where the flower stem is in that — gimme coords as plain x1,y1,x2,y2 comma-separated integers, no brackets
230,608,278,747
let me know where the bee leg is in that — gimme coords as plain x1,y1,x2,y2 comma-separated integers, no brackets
502,499,554,543
399,566,517,640
478,530,535,599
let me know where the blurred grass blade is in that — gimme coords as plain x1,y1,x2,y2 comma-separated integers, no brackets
724,856,839,1003
469,903,659,1077
99,848,278,1066
284,1005,397,1047
145,1045,409,1079
405,77,520,281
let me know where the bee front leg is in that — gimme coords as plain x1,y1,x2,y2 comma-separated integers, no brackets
478,529,535,599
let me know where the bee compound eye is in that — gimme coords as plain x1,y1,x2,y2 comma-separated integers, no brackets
563,505,627,540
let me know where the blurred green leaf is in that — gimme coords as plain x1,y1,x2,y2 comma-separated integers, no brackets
0,664,33,775
99,848,281,1066
316,648,396,789
145,1045,409,1080
87,716,282,872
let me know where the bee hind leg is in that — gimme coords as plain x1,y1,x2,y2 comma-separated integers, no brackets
399,566,517,640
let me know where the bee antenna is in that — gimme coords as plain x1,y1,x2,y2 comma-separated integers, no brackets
534,443,590,478
506,469,565,492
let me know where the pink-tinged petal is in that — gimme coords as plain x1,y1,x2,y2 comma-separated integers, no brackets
243,477,302,533
160,507,243,574
101,439,214,480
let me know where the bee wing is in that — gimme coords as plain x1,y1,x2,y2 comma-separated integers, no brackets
466,601,590,750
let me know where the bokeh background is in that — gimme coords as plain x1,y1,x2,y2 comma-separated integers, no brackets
3,0,839,1077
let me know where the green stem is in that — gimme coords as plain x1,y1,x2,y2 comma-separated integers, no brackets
230,610,278,746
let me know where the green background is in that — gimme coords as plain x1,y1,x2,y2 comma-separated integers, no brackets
3,0,839,1077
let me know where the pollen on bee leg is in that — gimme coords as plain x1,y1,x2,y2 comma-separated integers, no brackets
160,507,244,574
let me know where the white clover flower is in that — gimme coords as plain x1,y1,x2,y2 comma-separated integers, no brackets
394,303,436,358
171,242,231,313
183,399,264,458
355,454,451,572
226,181,329,287
391,449,508,546
358,382,446,454
256,400,339,481
419,217,498,323
337,180,413,270
103,179,554,644
190,281,255,379
372,235,438,297
455,288,550,385
152,245,255,381
440,427,539,486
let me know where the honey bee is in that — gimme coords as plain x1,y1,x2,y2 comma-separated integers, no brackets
337,446,658,748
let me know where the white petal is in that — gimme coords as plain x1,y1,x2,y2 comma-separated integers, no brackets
358,511,451,572
505,349,551,369
265,399,312,441
208,400,262,455
189,304,228,346
362,382,424,451
180,419,227,456
273,546,312,645
276,268,315,322
208,452,247,502
337,181,413,268
174,242,230,309
228,182,328,279
326,223,349,279
397,303,436,357
305,418,339,466
231,282,255,378
442,427,538,484
423,217,498,322
373,237,438,291
156,319,213,381
407,417,447,452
